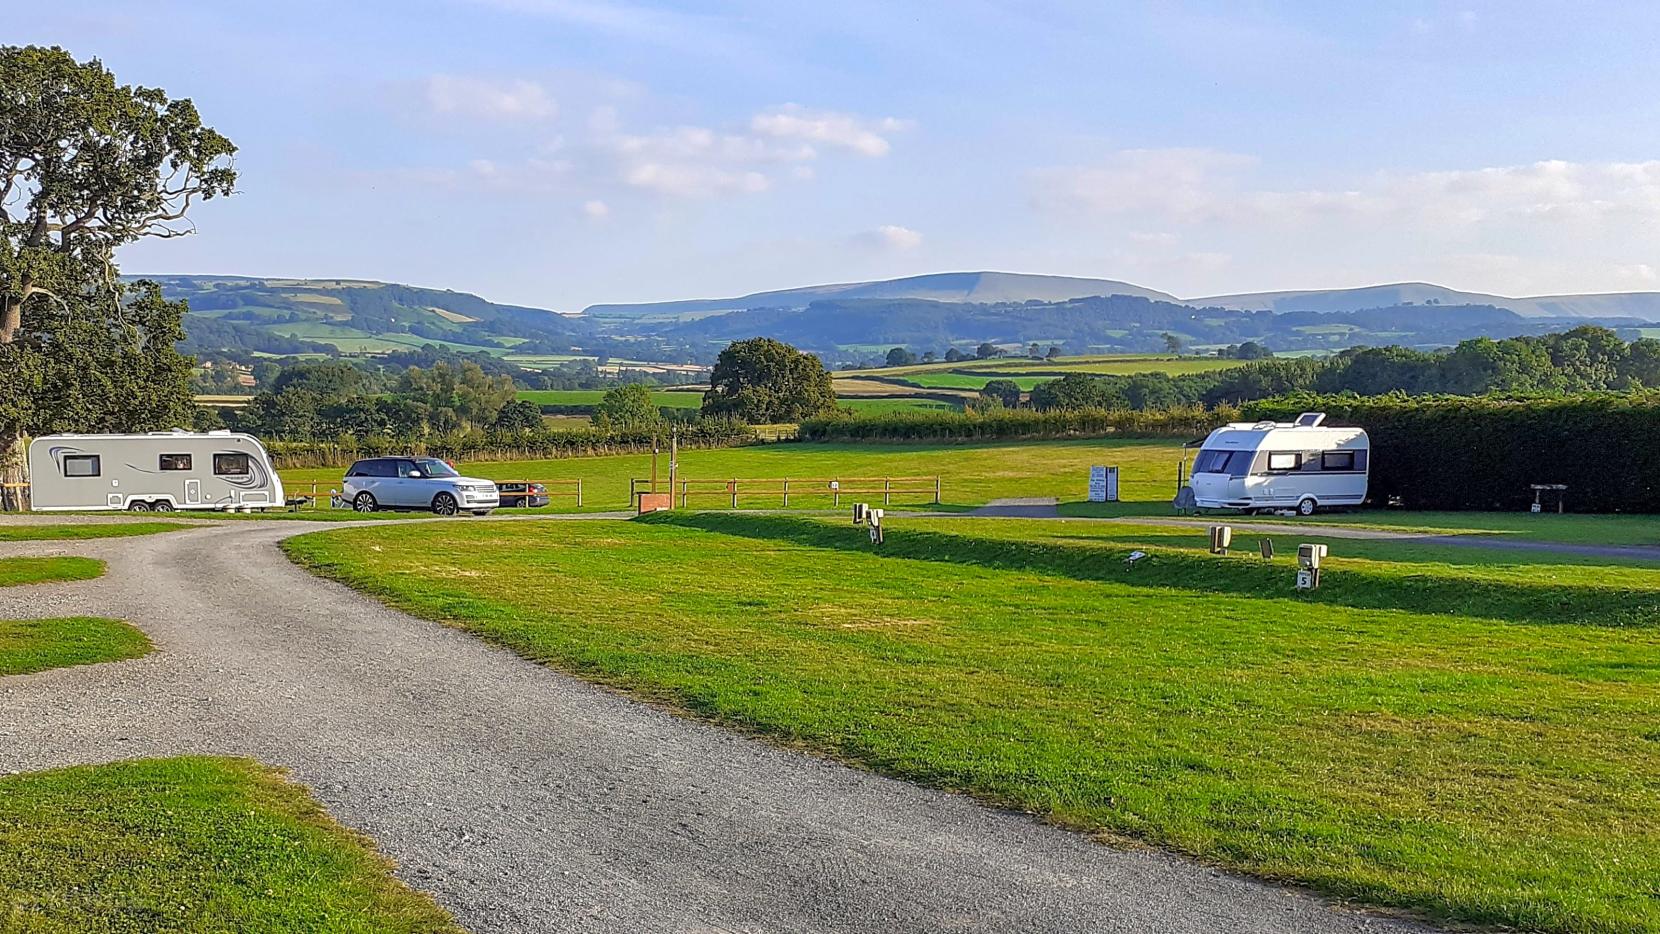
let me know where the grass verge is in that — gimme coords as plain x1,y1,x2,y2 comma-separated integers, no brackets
0,756,463,933
286,515,1660,934
0,522,190,542
0,558,104,588
0,617,150,677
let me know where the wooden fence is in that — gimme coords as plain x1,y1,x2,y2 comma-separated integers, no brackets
630,476,941,509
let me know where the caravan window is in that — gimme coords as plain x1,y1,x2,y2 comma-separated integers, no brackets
1320,451,1355,471
213,453,251,476
1266,452,1301,472
159,454,192,471
62,455,100,478
1193,449,1249,478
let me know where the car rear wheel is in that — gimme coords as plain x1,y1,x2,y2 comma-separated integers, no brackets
432,492,459,516
1297,496,1318,516
353,492,378,513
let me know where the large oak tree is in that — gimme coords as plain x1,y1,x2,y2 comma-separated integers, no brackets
0,45,234,507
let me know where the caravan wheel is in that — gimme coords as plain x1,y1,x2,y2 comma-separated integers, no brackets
128,501,152,513
1297,496,1318,516
152,501,175,512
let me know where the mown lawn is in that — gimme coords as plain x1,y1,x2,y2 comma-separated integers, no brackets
0,557,104,588
0,617,150,677
286,515,1660,934
280,438,1187,511
0,756,462,933
0,522,190,542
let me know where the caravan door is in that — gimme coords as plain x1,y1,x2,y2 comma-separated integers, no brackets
184,478,201,505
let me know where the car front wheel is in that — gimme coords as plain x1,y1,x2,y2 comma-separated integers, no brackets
432,492,459,516
353,492,378,513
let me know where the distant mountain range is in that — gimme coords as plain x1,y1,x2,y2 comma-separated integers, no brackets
587,270,1660,321
582,271,1180,319
141,271,1660,368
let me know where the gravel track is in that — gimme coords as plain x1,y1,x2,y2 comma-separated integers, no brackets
0,518,1438,933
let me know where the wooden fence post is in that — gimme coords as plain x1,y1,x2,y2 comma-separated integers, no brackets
884,478,892,506
934,476,941,505
730,479,738,509
782,478,789,507
576,478,583,508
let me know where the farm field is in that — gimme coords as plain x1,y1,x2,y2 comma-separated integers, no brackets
834,354,1251,392
0,757,462,932
517,389,704,408
286,513,1660,934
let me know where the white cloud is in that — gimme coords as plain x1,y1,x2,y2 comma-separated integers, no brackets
1035,151,1660,234
855,224,923,251
423,74,557,121
751,104,910,157
581,199,610,219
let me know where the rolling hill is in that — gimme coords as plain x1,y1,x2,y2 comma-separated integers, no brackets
1191,282,1660,319
582,271,1181,319
141,275,591,357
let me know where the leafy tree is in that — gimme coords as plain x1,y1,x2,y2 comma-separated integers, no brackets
975,342,1000,360
492,399,543,432
944,348,967,363
885,346,917,367
1027,342,1041,358
1029,372,1127,410
702,337,836,423
1046,346,1061,359
592,383,661,430
921,350,937,363
1162,332,1183,355
0,45,236,506
978,379,1023,409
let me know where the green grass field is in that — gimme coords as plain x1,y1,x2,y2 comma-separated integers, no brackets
0,756,462,932
0,557,104,588
286,514,1660,933
0,616,150,676
0,522,190,542
279,439,1187,510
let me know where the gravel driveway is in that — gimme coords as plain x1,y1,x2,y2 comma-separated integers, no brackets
0,519,1437,933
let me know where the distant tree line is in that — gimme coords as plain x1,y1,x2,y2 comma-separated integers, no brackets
1023,327,1660,411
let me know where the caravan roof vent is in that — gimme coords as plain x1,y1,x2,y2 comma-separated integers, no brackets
1295,412,1327,428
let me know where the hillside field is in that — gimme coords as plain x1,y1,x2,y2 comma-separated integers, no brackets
287,512,1660,934
835,354,1250,392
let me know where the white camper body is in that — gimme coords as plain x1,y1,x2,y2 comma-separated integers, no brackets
1187,413,1368,515
28,431,285,513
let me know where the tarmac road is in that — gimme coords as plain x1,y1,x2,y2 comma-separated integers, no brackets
0,518,1437,933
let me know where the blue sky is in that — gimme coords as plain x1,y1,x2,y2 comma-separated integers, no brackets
18,1,1660,308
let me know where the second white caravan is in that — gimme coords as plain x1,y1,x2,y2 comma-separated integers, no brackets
1188,412,1369,515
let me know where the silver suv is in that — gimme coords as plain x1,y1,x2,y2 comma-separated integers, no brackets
343,457,499,516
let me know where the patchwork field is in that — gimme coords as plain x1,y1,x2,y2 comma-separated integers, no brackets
836,354,1252,392
286,513,1660,933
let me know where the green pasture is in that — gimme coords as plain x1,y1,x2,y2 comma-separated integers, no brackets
0,757,462,932
517,389,705,408
279,438,1186,510
286,514,1660,933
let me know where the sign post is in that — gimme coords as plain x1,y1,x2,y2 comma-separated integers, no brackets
1088,466,1119,503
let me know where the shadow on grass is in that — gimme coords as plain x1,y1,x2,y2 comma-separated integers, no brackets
648,513,1660,629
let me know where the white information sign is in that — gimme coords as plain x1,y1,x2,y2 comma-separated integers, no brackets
1088,465,1119,503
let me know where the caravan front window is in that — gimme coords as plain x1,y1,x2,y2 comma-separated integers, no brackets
1193,449,1249,477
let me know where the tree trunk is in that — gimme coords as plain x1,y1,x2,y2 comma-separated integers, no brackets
0,431,27,512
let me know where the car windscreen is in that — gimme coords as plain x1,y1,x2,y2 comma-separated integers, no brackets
414,458,460,478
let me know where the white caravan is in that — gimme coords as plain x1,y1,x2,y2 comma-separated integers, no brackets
28,431,285,513
1187,412,1368,515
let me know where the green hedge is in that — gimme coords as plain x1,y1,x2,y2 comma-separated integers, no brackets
1243,393,1660,512
798,405,1238,443
267,420,754,469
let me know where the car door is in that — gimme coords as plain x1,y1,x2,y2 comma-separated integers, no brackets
390,458,423,507
353,459,394,505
